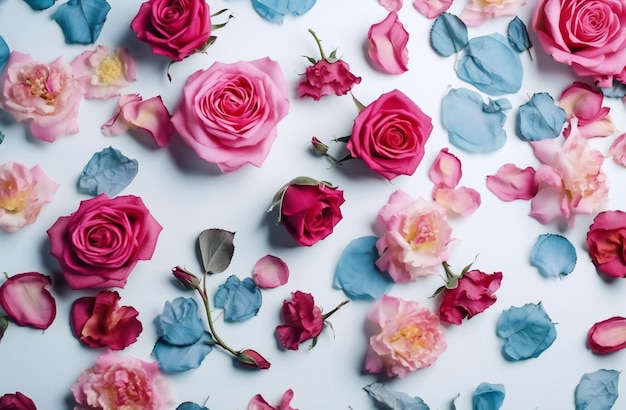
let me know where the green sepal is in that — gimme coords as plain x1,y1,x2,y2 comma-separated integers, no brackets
0,315,8,342
302,55,318,65
351,93,366,112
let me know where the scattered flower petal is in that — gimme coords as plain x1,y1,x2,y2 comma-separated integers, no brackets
429,147,462,188
608,132,626,167
507,16,532,53
574,369,620,410
0,272,56,329
52,0,111,45
516,93,567,141
0,36,8,72
248,389,297,410
77,146,138,197
70,45,136,99
177,403,209,410
152,331,214,373
155,297,204,346
413,0,452,18
214,275,262,322
252,255,289,289
429,12,468,57
433,185,481,216
496,302,556,361
559,82,615,139
530,233,577,278
601,80,626,99
472,382,505,410
587,316,626,354
363,382,430,409
251,0,316,24
459,0,526,27
23,0,56,10
367,11,409,74
486,164,537,201
379,0,402,12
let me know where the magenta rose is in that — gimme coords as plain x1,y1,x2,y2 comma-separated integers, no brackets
130,0,211,61
171,58,289,172
532,0,626,87
0,392,36,410
439,270,503,325
347,89,433,180
276,291,324,350
47,194,162,289
297,59,361,101
586,210,626,278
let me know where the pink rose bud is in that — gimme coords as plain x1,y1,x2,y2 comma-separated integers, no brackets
237,349,271,369
311,137,329,155
172,266,201,290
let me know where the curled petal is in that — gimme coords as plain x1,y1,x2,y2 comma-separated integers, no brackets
367,12,409,74
379,0,402,11
252,255,289,289
413,0,452,18
559,82,615,139
433,185,481,216
587,316,626,354
486,164,538,201
428,148,462,188
0,272,56,329
608,132,626,167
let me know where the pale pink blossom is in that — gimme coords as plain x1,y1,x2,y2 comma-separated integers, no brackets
102,94,174,147
486,164,537,201
412,0,453,18
367,12,409,75
252,255,289,288
608,132,626,167
433,185,481,216
428,148,462,188
0,161,59,232
375,189,459,282
380,0,402,11
559,82,615,139
71,45,136,99
0,51,83,142
459,0,526,27
248,389,297,410
365,294,446,379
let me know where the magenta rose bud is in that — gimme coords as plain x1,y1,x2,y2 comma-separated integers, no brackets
172,266,200,290
237,349,271,369
276,291,324,350
311,137,329,155
586,210,626,278
0,392,37,410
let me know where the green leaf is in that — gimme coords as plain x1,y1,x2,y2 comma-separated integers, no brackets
198,229,235,274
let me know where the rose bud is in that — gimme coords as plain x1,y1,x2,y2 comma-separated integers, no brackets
237,349,271,369
172,266,200,290
311,137,329,155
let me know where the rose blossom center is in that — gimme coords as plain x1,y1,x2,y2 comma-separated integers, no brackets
95,56,124,85
389,324,431,354
404,213,438,251
592,231,625,264
21,65,56,103
104,367,150,407
0,180,29,212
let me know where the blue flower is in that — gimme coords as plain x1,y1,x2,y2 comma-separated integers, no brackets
155,297,204,346
251,0,316,24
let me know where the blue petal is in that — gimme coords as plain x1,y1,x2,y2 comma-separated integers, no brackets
364,382,430,410
334,236,393,300
77,146,138,197
214,275,262,322
516,93,566,141
430,12,468,57
472,382,505,410
155,297,205,346
152,331,214,373
507,16,532,53
442,87,509,153
176,403,210,410
0,130,4,144
23,0,56,10
530,233,577,279
0,36,9,73
575,369,620,410
251,0,316,24
496,302,556,361
51,0,111,45
601,79,626,99
457,33,522,96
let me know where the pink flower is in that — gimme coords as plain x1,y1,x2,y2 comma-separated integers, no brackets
297,59,361,100
237,349,271,370
559,82,615,139
460,0,526,27
171,58,289,172
252,255,289,288
0,51,82,142
0,392,36,410
608,132,626,166
486,164,538,201
379,0,402,11
0,161,59,233
587,316,626,354
586,210,626,278
0,272,56,329
375,189,459,283
532,0,626,87
433,185,481,216
412,0,453,18
70,45,136,99
71,350,173,410
367,12,409,74
428,148,462,188
101,94,174,147
439,269,502,325
248,389,298,410
365,294,446,379
276,291,324,350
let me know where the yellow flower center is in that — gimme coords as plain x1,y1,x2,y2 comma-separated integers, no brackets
405,213,438,251
0,181,28,212
26,76,54,102
96,56,124,85
389,324,425,352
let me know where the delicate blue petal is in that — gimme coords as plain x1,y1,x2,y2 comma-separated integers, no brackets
23,0,56,10
575,369,620,410
430,12,468,57
214,275,262,322
496,302,556,361
530,233,577,279
77,146,138,197
0,36,9,73
51,0,111,45
155,297,205,346
152,331,214,373
364,382,430,410
0,131,4,144
176,403,210,410
457,33,522,96
516,93,566,141
334,236,393,300
473,382,505,410
601,79,626,99
442,87,509,153
251,0,316,24
507,16,532,53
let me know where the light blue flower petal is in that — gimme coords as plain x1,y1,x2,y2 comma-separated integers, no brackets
177,403,210,410
364,382,430,410
496,302,556,361
0,36,9,73
23,0,56,10
334,236,392,300
430,12,468,57
51,0,111,45
442,87,509,153
0,131,4,144
457,33,522,96
251,0,316,24
152,331,214,373
601,79,626,99
214,275,262,322
77,146,138,197
516,93,566,141
472,382,505,410
507,16,532,53
575,369,620,410
155,297,205,346
530,233,577,279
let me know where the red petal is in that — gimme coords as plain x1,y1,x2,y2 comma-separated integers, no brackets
0,272,56,329
587,316,626,354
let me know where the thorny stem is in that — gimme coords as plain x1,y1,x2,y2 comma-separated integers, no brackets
200,273,239,357
322,300,350,321
308,28,326,60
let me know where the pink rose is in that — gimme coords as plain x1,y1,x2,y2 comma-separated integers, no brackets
297,59,361,100
460,0,526,27
276,291,324,350
532,0,626,87
130,0,211,61
0,392,36,410
587,316,626,354
365,294,447,379
0,51,82,142
248,389,298,410
71,350,173,410
70,45,136,99
586,210,626,278
171,58,289,172
558,81,615,139
367,12,409,74
347,89,433,180
439,270,503,325
47,194,162,290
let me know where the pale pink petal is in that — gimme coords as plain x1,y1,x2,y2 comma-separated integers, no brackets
248,395,274,410
575,118,616,139
486,163,538,201
529,166,564,224
101,94,141,136
459,0,526,27
412,0,453,18
0,272,56,329
433,185,481,216
380,0,402,11
559,82,615,139
428,148,462,188
608,132,626,167
367,12,409,75
252,255,289,289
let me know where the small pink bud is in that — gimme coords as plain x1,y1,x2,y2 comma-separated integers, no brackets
172,266,200,290
237,349,271,370
311,137,329,155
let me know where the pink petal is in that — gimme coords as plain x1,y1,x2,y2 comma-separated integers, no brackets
486,163,538,201
433,185,481,216
367,12,409,75
428,148,462,188
252,255,289,289
608,132,626,167
380,0,402,11
587,316,626,354
412,0,452,18
0,272,56,329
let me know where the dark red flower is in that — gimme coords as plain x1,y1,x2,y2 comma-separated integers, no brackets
439,270,502,325
276,291,324,350
0,391,36,410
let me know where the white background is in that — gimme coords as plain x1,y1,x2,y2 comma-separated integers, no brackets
1,0,626,408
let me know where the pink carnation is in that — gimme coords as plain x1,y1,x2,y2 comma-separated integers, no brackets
71,45,136,99
460,0,526,27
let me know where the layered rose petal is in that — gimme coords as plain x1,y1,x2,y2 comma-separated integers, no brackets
71,45,136,99
252,255,289,288
608,132,626,166
297,59,361,100
429,148,462,188
276,291,324,350
559,82,615,139
439,270,502,325
433,185,481,216
412,0,453,18
367,12,409,74
487,164,537,201
587,316,626,354
0,392,36,409
0,272,56,329
460,0,526,27
586,210,626,278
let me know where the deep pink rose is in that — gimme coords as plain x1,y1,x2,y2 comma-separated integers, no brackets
532,0,626,87
130,0,211,61
297,59,361,100
586,210,626,278
439,270,503,325
347,89,433,180
276,291,324,350
171,58,289,172
587,316,626,354
47,194,162,290
0,392,36,410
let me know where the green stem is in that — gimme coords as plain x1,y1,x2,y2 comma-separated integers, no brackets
308,29,326,60
200,274,239,357
322,300,349,321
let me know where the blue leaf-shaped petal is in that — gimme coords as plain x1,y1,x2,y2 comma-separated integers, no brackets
430,12,468,57
575,369,620,410
442,87,509,153
601,79,626,99
214,275,262,322
516,93,566,141
155,297,205,346
251,0,316,24
177,403,210,410
334,236,393,300
78,146,138,197
23,0,56,10
530,233,577,279
473,382,505,410
364,382,430,410
152,331,214,373
507,16,532,53
0,36,9,73
51,0,111,45
0,131,4,144
496,302,556,361
457,33,522,96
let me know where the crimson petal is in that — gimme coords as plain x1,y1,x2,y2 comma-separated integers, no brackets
0,272,56,329
587,316,626,354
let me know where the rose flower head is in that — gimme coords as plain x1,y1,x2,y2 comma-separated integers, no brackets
70,45,136,99
0,392,37,410
586,210,626,278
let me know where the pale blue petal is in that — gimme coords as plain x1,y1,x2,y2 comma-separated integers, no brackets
601,79,626,98
364,382,430,410
51,0,111,45
152,331,214,373
251,0,316,24
507,16,532,53
77,146,138,197
496,302,556,361
575,369,620,410
530,233,577,278
177,403,210,410
473,382,505,410
0,36,9,73
516,93,566,141
23,0,56,10
155,297,204,346
430,12,468,57
214,275,262,322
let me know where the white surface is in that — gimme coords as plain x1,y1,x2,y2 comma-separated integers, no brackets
1,0,625,409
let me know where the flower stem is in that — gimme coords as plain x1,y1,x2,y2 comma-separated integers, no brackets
308,29,326,60
322,300,349,321
199,274,239,357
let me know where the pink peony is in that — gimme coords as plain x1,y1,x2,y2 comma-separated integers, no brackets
559,81,615,139
367,12,409,74
460,0,526,27
412,0,453,18
71,45,136,99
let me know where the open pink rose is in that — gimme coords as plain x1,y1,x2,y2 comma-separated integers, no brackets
532,0,626,87
365,294,446,379
171,58,289,172
460,0,526,27
71,45,136,99
276,291,324,350
248,389,298,410
0,51,82,142
0,272,56,329
439,270,502,325
367,12,409,74
559,82,615,139
586,210,626,278
47,194,162,290
0,392,36,410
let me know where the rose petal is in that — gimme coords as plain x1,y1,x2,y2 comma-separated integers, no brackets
412,0,452,18
0,272,56,329
433,185,481,216
587,316,626,354
608,132,626,167
367,12,409,74
428,148,462,188
252,255,289,289
486,164,538,201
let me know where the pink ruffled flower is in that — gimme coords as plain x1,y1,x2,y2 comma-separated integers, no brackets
379,0,402,11
433,185,481,216
101,94,174,147
71,45,136,99
0,51,83,142
608,132,626,167
367,12,409,74
486,164,538,201
375,189,459,282
460,0,526,27
248,389,298,410
413,0,453,18
559,82,615,139
365,294,446,379
0,161,59,233
428,148,461,188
